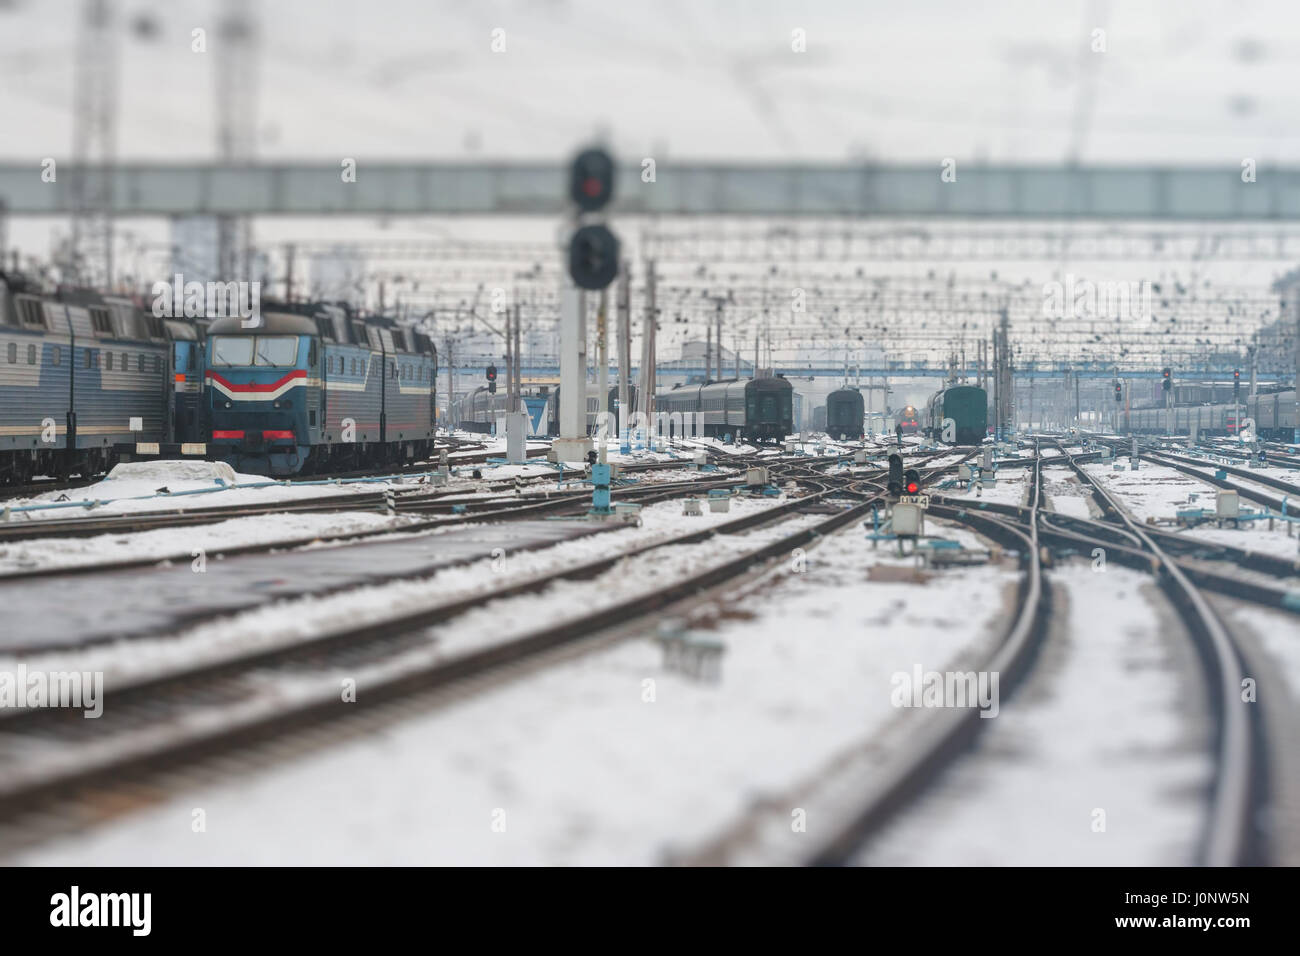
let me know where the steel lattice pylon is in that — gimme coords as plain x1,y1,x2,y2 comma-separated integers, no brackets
68,0,119,287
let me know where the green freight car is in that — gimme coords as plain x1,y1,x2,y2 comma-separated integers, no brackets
825,387,864,439
925,385,988,445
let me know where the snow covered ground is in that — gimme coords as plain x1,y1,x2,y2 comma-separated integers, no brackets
1225,605,1300,698
1083,461,1300,559
0,460,750,578
7,443,1290,866
0,492,800,689
1042,466,1095,518
13,512,1022,865
857,563,1212,866
0,510,415,576
0,446,740,527
1156,454,1300,499
939,464,1031,508
1,460,422,521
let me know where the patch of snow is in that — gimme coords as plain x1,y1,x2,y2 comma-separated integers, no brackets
1225,605,1300,696
858,563,1211,865
12,511,1020,865
0,492,797,687
0,511,411,576
106,460,239,483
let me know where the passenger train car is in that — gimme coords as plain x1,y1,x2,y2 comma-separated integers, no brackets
1127,389,1295,440
205,302,436,475
0,274,206,484
454,384,552,435
824,387,865,440
925,385,989,445
543,383,639,439
656,375,793,443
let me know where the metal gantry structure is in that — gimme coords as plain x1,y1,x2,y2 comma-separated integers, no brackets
214,0,259,281
67,0,119,287
14,162,1300,218
111,229,1295,387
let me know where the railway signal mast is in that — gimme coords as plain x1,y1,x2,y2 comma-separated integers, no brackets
887,453,905,497
1170,369,1180,439
1233,368,1241,441
556,147,621,474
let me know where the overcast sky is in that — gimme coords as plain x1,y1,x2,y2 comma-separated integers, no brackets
4,0,1300,299
5,0,1300,165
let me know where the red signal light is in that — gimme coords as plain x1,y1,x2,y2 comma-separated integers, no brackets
582,177,603,197
906,481,919,494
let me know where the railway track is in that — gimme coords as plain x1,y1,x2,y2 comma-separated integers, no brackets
1132,445,1300,511
0,438,491,501
727,450,1049,865
1054,446,1269,865
0,443,929,549
681,443,1281,865
0,453,738,544
0,455,874,649
0,448,989,856
0,467,877,855
972,498,1300,613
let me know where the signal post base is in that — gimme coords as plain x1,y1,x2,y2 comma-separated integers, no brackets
551,436,593,464
504,411,529,464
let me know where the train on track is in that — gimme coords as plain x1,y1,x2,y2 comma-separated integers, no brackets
205,303,437,475
1127,390,1296,440
896,404,921,435
656,375,793,443
924,385,988,445
542,383,639,438
0,274,208,485
824,387,865,440
452,384,551,436
1,276,439,483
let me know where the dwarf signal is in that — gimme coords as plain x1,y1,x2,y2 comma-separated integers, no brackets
887,453,904,496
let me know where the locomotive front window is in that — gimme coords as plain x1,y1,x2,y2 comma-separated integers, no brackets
211,336,255,367
254,336,299,367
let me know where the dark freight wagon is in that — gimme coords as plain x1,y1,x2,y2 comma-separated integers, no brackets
825,387,865,440
926,385,988,445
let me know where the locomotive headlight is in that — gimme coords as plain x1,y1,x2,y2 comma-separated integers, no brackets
224,401,232,408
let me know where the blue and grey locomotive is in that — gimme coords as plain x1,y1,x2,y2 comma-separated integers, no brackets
204,302,437,476
0,274,206,484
